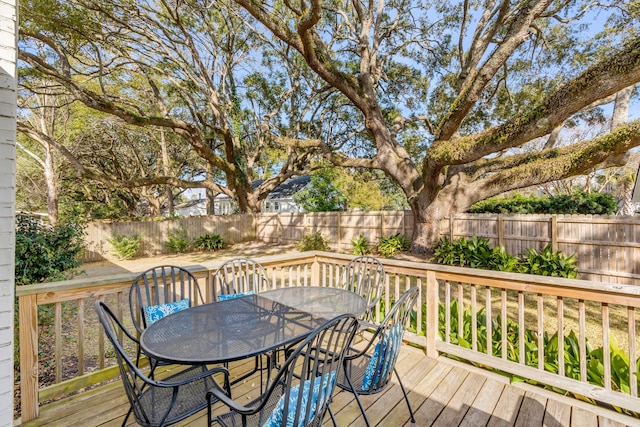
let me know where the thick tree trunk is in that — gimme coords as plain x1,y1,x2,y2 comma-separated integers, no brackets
159,130,174,217
621,178,635,215
43,144,59,225
409,199,442,256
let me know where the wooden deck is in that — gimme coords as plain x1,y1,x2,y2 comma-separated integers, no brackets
18,345,640,427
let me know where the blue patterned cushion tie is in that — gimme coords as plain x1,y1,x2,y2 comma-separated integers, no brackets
361,323,403,391
218,291,254,301
262,371,337,427
143,299,190,326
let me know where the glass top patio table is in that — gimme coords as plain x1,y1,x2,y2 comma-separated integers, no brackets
139,286,366,365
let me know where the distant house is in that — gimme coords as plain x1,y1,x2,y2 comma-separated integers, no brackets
216,175,311,215
172,198,208,217
164,176,311,217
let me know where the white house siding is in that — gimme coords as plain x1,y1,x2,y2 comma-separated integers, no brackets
0,0,16,424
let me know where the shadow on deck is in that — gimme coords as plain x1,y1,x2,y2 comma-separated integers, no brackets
17,345,639,427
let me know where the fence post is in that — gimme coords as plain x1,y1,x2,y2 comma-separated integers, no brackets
337,212,342,251
426,270,439,358
498,214,504,247
449,215,455,241
277,213,282,244
19,294,39,422
551,215,558,252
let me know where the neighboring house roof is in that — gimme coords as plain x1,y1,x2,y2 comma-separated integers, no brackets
174,198,206,210
216,176,311,201
266,176,311,200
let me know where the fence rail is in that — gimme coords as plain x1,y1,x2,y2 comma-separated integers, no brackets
16,252,640,422
83,212,640,283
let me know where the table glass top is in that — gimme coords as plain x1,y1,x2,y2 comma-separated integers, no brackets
140,286,365,364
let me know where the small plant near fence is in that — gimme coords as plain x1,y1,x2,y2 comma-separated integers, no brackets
377,233,411,257
350,235,371,256
432,236,578,278
298,230,330,251
108,234,142,259
194,233,225,251
165,227,190,253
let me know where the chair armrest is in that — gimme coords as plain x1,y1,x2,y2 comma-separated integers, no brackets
207,379,262,416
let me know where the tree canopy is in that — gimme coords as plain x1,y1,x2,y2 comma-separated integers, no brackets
18,0,640,252
231,0,640,251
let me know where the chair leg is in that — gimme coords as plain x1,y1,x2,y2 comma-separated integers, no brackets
346,373,371,427
328,405,338,427
395,367,415,423
122,405,133,427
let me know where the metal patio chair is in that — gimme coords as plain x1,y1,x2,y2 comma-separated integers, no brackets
210,258,272,386
336,286,419,426
339,256,385,328
129,265,204,372
207,313,359,427
210,257,271,301
96,301,230,427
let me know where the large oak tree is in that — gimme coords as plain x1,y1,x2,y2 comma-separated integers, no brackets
231,0,640,252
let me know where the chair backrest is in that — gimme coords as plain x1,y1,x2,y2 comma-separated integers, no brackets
360,286,419,392
263,314,359,427
339,256,385,322
210,258,270,301
95,301,160,425
129,265,203,334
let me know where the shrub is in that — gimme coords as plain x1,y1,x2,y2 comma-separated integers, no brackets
432,237,577,278
468,191,618,215
165,227,190,253
15,214,85,286
519,245,578,278
350,235,371,256
108,234,142,259
377,233,410,257
298,231,330,251
194,233,225,251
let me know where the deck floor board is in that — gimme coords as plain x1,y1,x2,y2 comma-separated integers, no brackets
18,345,640,427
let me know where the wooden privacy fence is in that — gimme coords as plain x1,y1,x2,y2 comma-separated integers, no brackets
16,252,640,422
445,213,640,285
82,212,640,284
256,211,414,252
82,214,256,262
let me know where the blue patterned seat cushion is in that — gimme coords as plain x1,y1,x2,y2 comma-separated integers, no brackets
218,291,254,301
262,371,336,427
143,298,190,326
361,323,403,391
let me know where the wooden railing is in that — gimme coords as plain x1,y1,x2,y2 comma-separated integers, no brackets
17,252,640,422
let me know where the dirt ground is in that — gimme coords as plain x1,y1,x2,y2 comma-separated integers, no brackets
72,241,300,279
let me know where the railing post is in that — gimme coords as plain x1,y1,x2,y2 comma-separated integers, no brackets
311,255,320,287
426,270,439,359
19,294,39,421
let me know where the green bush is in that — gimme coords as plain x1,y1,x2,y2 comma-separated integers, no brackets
432,237,577,278
469,191,618,215
297,231,330,251
519,245,578,278
165,227,190,253
108,234,142,259
350,235,371,256
15,214,85,286
376,233,411,257
194,233,225,251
